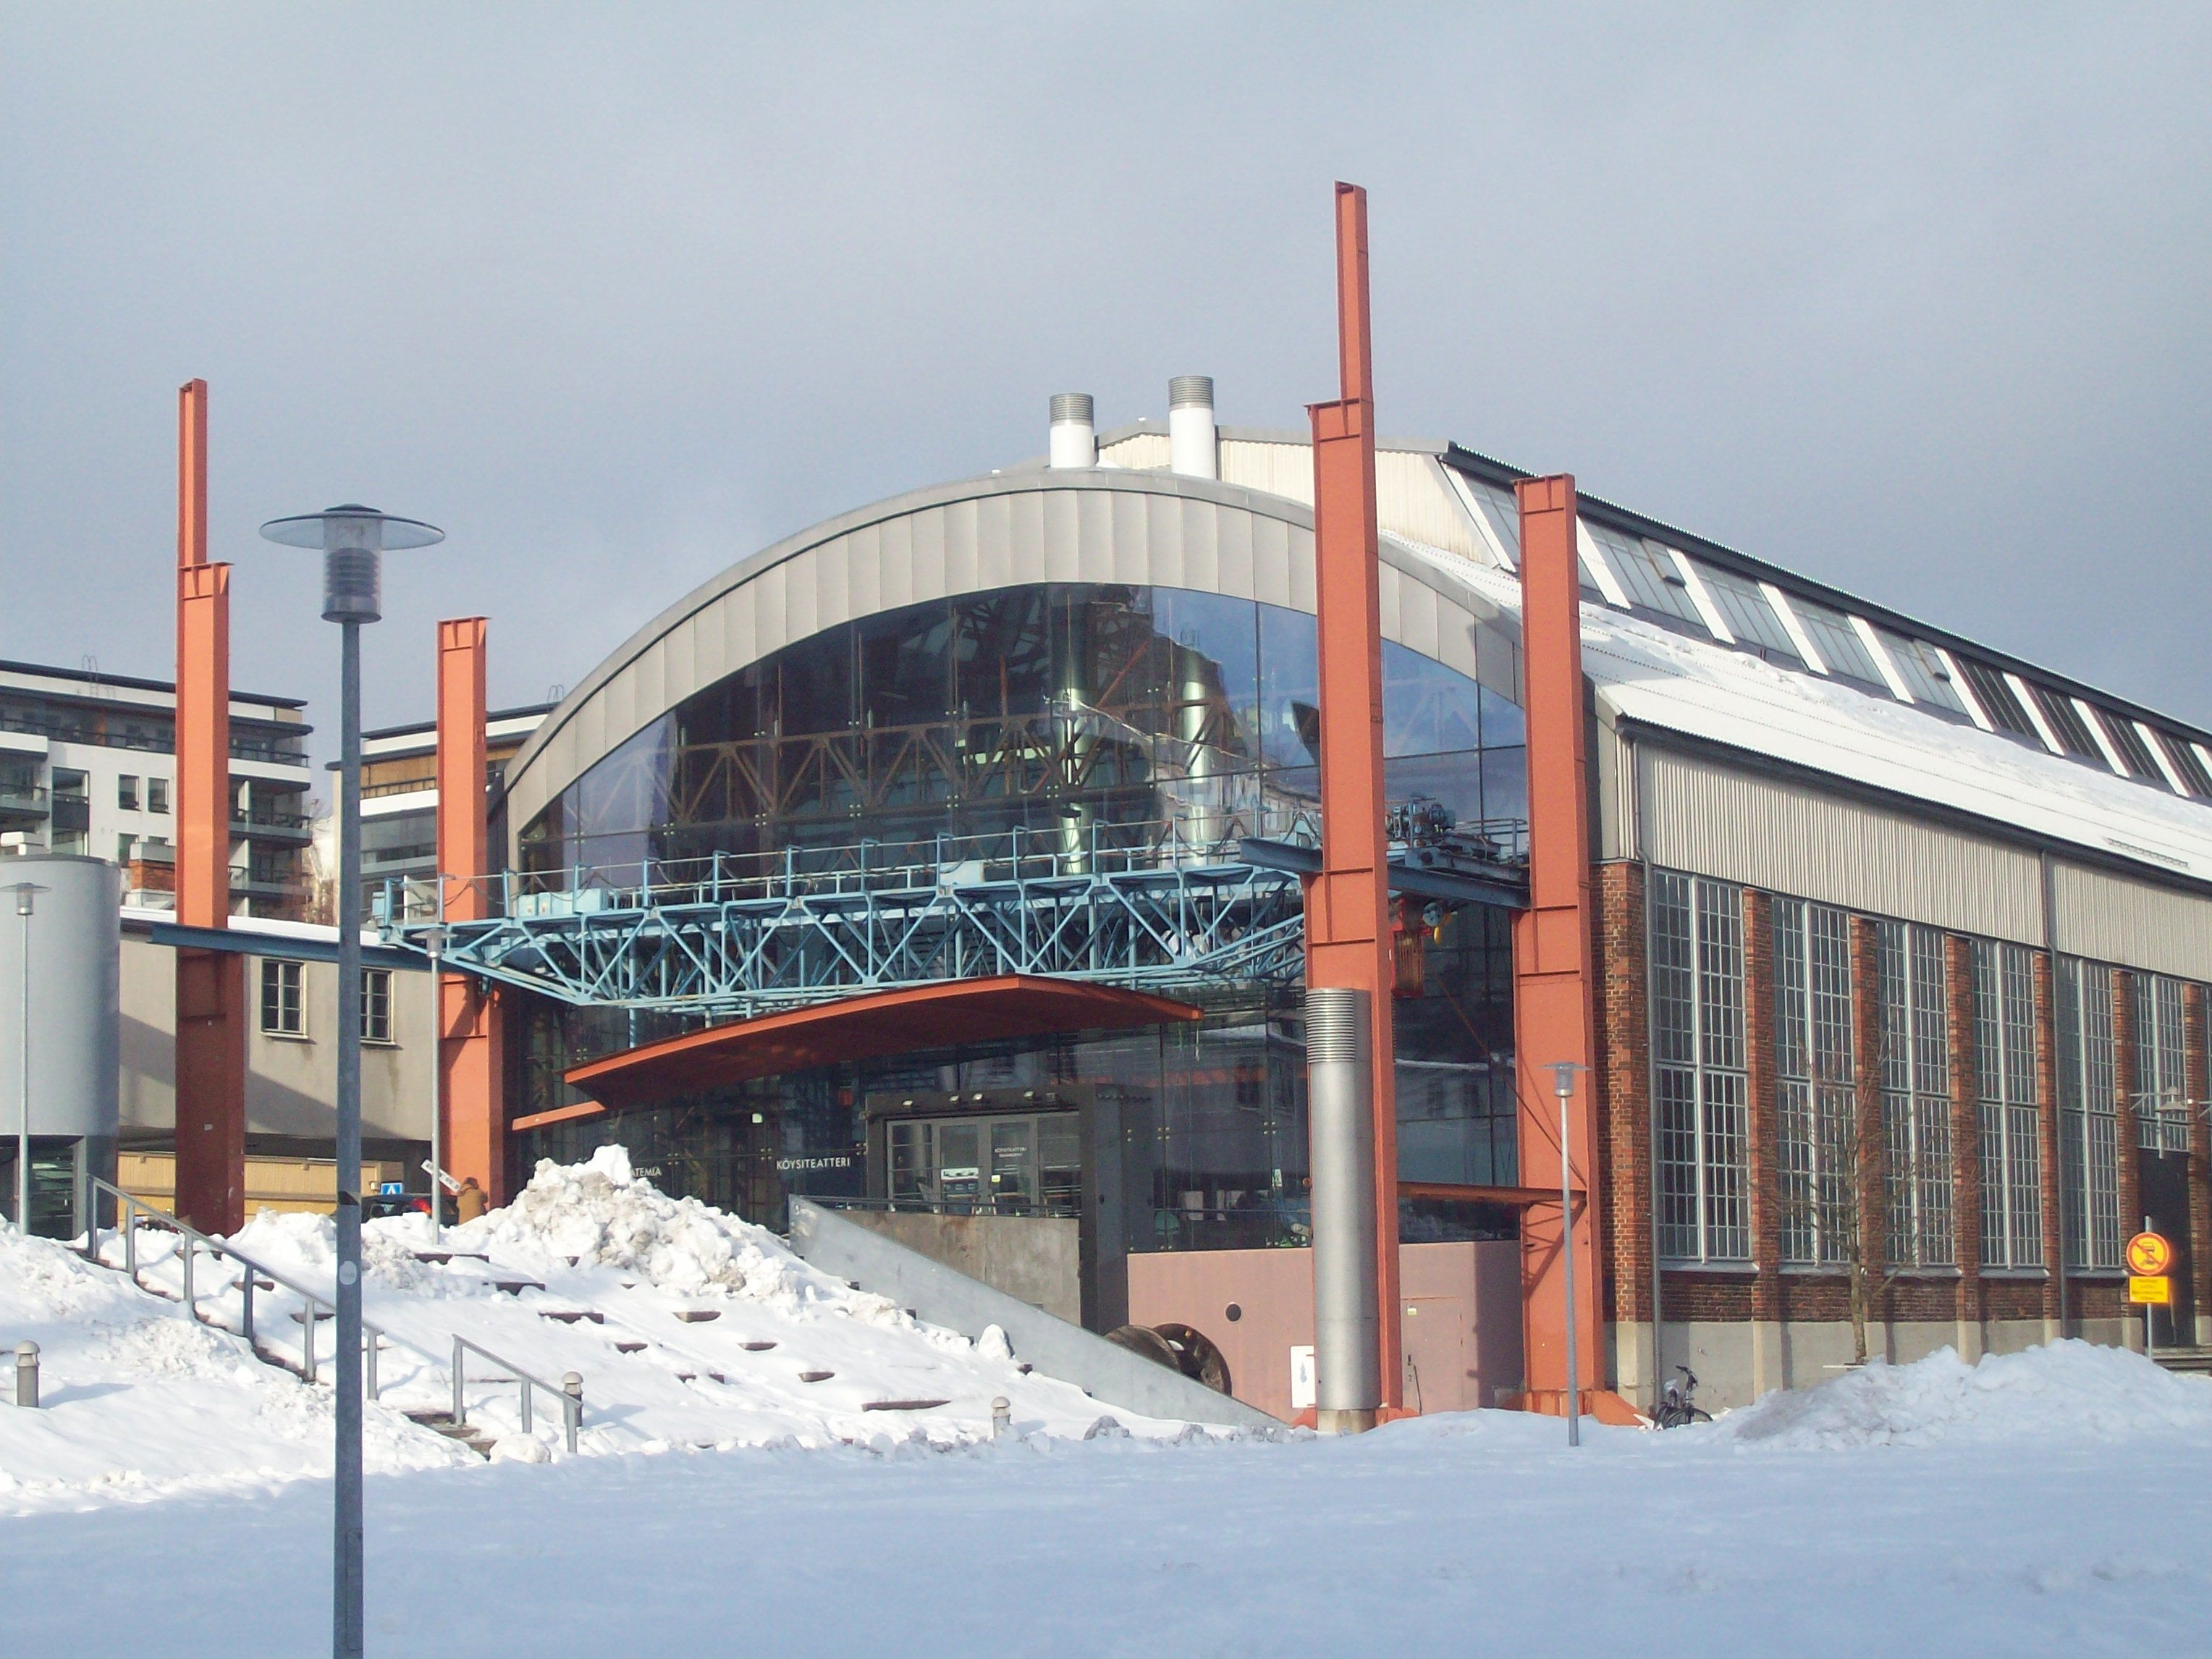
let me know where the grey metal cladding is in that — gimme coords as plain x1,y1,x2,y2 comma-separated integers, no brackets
2049,861,2212,982
1637,743,2046,944
501,468,1521,850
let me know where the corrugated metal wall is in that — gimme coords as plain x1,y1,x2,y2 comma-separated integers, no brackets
2050,861,2212,981
1637,742,2046,945
1634,739,2212,977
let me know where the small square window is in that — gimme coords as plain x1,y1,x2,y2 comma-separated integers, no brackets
118,774,140,811
148,777,169,814
360,968,393,1044
260,959,305,1037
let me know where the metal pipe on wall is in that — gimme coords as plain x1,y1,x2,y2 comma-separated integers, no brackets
1306,986,1379,1432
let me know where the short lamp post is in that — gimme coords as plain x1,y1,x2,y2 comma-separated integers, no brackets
1545,1060,1588,1448
260,504,443,1659
5,882,48,1236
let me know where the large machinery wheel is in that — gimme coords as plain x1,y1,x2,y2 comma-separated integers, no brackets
1106,1322,1232,1396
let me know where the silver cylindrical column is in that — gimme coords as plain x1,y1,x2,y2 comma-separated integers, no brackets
1306,985,1379,1432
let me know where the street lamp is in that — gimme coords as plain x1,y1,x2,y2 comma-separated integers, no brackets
1545,1060,1587,1448
261,504,443,1659
5,882,48,1236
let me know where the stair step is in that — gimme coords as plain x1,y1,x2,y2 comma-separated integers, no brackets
861,1398,949,1412
404,1409,497,1459
538,1309,604,1325
672,1309,720,1323
411,1251,491,1265
491,1279,545,1296
615,1341,647,1354
740,1341,777,1352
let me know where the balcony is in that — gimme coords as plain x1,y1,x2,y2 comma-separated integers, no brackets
233,807,315,844
49,795,89,835
0,782,46,825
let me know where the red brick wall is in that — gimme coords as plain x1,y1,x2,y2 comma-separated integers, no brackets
1594,861,1649,1323
2114,970,2143,1254
1744,891,1781,1322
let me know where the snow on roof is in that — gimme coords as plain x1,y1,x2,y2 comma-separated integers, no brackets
1386,533,2212,885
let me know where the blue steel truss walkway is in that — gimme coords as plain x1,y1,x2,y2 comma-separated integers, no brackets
376,819,1529,1020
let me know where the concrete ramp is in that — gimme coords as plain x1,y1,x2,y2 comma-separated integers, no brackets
788,1199,1278,1430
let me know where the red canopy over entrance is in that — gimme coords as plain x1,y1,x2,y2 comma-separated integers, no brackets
560,974,1201,1113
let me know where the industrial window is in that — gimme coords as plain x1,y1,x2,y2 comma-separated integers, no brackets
2099,712,2163,782
2133,973,2191,1154
2158,732,2212,798
360,968,393,1044
1461,477,1521,562
260,958,305,1037
2054,958,2121,1271
1972,940,2043,1269
118,774,140,811
148,777,169,814
1588,523,1707,630
1956,659,2036,741
1878,921,1955,1268
1693,565,1802,664
1791,599,1883,686
1774,900,1858,1265
1875,630,1969,715
2030,687,2101,761
1652,871,1749,1263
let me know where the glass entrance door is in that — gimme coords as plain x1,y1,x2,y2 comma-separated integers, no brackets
885,1113,1078,1215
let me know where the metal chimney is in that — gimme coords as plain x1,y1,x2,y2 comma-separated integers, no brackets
1168,376,1217,480
1048,393,1096,469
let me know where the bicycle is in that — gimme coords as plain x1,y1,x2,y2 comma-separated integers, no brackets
1651,1364,1712,1429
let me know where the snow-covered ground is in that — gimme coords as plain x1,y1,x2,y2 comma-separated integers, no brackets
7,1157,2212,1653
0,1148,1194,1508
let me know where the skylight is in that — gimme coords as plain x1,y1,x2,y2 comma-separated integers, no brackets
1793,599,1886,686
1876,630,1969,717
2099,711,2164,782
1584,522,1706,630
1692,564,1802,664
2030,685,2102,761
1951,657,2035,738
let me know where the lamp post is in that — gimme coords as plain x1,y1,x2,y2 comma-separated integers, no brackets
5,882,48,1236
424,923,446,1248
1545,1060,1587,1448
261,504,443,1659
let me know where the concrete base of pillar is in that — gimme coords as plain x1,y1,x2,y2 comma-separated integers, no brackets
1750,1320,1783,1398
1954,1319,1985,1364
1314,1408,1377,1435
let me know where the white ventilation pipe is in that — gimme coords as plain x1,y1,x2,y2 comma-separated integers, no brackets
1048,393,1096,469
1168,376,1217,480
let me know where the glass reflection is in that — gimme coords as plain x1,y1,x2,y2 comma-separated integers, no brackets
514,581,1525,1249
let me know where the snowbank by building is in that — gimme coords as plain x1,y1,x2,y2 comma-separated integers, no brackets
1701,1340,2212,1450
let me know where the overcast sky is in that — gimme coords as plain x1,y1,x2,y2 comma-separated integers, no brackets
4,4,2208,777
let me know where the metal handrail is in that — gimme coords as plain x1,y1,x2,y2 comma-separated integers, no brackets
83,1178,584,1451
450,1335,583,1454
85,1176,403,1396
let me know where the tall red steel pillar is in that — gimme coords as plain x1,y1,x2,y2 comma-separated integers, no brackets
1306,182,1403,1411
172,379,248,1233
1511,475,1602,1403
435,617,508,1203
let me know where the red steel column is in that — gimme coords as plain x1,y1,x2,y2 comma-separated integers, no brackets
436,618,507,1203
172,379,247,1233
1512,474,1601,1398
1305,182,1402,1408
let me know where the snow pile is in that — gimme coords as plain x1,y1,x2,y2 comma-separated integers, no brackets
460,1145,890,1319
1706,1340,2212,1449
0,1229,468,1514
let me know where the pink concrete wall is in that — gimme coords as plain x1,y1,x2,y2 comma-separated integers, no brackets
1126,1241,1524,1422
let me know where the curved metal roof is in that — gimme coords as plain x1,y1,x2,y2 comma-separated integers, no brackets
499,466,1524,851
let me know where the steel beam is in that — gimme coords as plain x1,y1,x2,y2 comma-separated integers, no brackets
171,379,246,1234
435,618,506,1202
1303,182,1398,1419
1512,474,1602,1401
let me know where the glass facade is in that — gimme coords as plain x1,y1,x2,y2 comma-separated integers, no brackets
514,582,1524,1249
